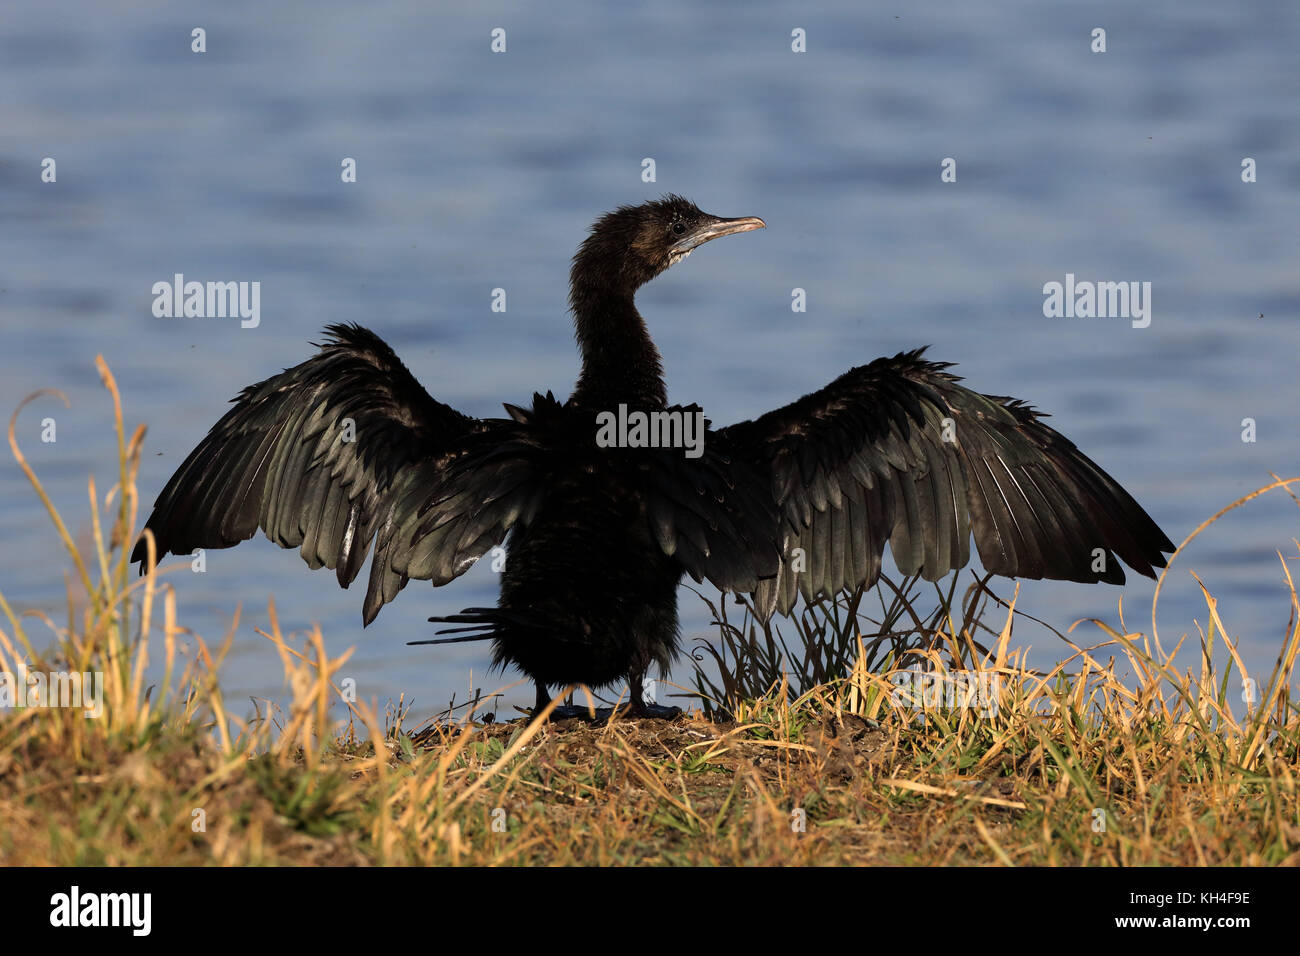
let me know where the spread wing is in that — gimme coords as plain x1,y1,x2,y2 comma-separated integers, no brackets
131,323,541,623
702,349,1174,617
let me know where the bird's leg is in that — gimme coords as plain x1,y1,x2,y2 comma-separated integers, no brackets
621,670,682,720
528,676,681,723
531,681,591,721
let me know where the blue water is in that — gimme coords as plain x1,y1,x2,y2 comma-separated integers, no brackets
3,1,1298,722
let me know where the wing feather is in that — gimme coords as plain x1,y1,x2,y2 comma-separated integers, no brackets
711,349,1173,617
132,324,542,624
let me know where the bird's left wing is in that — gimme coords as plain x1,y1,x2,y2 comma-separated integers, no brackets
131,323,544,625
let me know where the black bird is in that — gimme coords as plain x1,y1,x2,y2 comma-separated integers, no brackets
132,196,1174,716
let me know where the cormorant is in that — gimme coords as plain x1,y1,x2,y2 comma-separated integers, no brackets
132,196,1174,716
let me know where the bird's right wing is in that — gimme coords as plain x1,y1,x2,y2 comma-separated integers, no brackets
714,349,1174,618
132,323,543,624
636,407,784,593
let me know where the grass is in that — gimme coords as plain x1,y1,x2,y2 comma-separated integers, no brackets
1,357,1298,865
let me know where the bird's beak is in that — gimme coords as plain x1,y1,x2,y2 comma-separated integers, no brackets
669,215,766,256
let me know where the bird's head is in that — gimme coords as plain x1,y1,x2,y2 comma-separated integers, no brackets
571,194,766,297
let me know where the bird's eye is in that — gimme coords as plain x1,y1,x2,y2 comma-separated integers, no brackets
672,222,686,236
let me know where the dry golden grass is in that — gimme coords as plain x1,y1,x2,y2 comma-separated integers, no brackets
1,357,1297,865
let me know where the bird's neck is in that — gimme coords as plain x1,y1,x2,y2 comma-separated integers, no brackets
570,287,667,410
